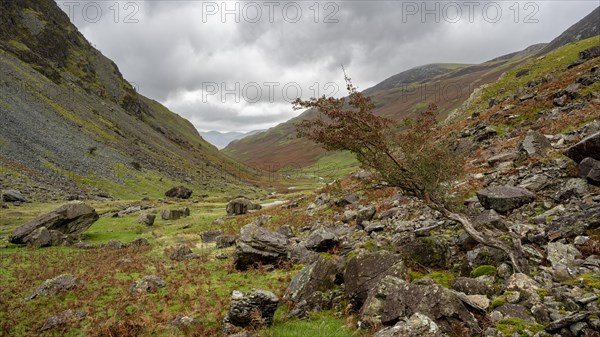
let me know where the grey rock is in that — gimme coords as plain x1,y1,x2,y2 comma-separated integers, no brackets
452,277,495,297
378,207,401,220
129,275,165,294
216,235,237,248
344,251,406,309
138,213,155,226
357,205,377,226
565,131,600,163
169,315,198,328
488,152,518,166
554,178,589,202
1,189,27,202
284,257,337,318
25,274,79,301
130,237,150,247
477,186,536,213
227,198,261,216
521,130,551,157
224,289,279,328
401,237,450,268
164,186,193,199
546,242,582,268
10,202,98,245
233,224,288,270
545,311,593,332
201,230,222,243
160,208,190,220
169,246,199,261
372,313,447,337
579,157,600,185
40,309,86,331
103,240,125,249
304,227,338,252
277,225,294,238
364,221,386,233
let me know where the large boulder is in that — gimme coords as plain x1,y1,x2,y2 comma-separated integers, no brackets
160,208,190,220
476,186,535,213
25,274,80,301
344,251,407,309
227,198,261,216
10,202,98,245
578,157,600,185
223,289,279,330
233,224,288,270
284,257,338,317
1,189,27,202
379,278,481,335
164,186,193,199
565,131,600,163
520,130,551,157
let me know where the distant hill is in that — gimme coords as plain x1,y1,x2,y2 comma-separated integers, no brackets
224,7,599,173
0,0,261,201
201,130,264,149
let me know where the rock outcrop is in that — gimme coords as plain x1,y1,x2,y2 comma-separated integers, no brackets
233,224,288,270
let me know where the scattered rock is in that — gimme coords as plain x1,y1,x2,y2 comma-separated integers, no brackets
169,246,199,261
357,205,377,226
520,130,551,157
138,213,155,226
160,208,190,220
130,237,150,247
546,242,582,268
216,235,237,248
10,202,98,245
40,309,86,331
476,186,536,213
170,315,198,328
233,224,288,270
103,240,125,249
129,275,165,294
201,230,222,243
223,289,279,330
226,197,261,216
165,186,193,199
25,274,79,301
304,227,338,252
1,189,27,202
545,311,593,332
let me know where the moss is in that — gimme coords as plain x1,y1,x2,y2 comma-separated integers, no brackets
470,265,497,278
362,239,378,252
8,39,30,52
490,296,507,310
495,317,543,336
410,270,456,288
562,272,600,290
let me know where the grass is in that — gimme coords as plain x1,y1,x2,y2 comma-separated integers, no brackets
470,265,497,278
495,317,543,337
409,270,456,288
259,311,364,337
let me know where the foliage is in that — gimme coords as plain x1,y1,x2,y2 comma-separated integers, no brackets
294,73,463,207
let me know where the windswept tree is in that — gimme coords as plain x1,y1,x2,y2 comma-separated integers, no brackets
294,73,528,273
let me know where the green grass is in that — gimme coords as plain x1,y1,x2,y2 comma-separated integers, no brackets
260,311,363,337
470,265,497,278
409,270,456,288
495,317,543,337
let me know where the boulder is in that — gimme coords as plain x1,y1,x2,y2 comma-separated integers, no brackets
372,313,447,337
216,235,237,248
520,130,551,157
223,289,279,329
476,186,535,213
233,224,288,270
376,278,480,335
24,227,68,248
1,189,27,202
304,227,338,252
138,213,155,226
40,309,86,332
401,237,451,268
200,230,222,243
357,205,377,226
360,275,406,327
226,198,261,216
579,157,600,185
344,251,407,309
160,208,190,220
25,274,79,301
164,186,193,199
284,257,338,318
10,202,98,245
129,275,165,294
565,131,600,163
169,246,199,261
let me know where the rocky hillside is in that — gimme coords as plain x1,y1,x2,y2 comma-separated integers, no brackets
0,0,261,201
224,8,599,174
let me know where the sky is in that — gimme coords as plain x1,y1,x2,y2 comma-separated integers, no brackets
56,1,598,133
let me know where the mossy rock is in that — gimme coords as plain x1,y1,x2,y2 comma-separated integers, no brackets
470,265,497,278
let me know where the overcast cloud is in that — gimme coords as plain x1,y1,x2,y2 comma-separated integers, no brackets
56,1,598,132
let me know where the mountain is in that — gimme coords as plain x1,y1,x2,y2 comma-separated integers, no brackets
0,0,261,201
224,8,599,174
200,130,264,149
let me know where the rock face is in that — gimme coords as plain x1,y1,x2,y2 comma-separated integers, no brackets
25,274,79,301
138,213,156,226
476,186,536,213
520,130,551,157
223,289,279,329
10,202,98,245
565,131,600,163
160,208,190,220
233,224,288,270
164,186,193,199
226,198,262,216
1,189,27,202
284,257,337,317
378,278,480,335
344,251,407,309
